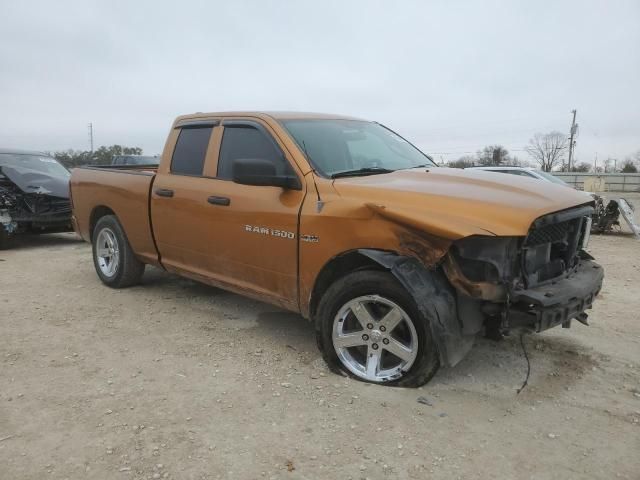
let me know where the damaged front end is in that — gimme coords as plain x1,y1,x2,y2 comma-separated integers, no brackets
443,205,603,335
1,174,20,244
0,152,72,247
360,204,603,368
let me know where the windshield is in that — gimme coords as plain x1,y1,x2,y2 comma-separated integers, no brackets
0,153,70,177
281,119,435,177
536,170,569,186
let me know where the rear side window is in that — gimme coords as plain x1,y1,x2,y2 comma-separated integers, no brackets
171,126,213,175
217,126,291,180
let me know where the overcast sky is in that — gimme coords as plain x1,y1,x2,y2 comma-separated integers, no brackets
1,1,638,166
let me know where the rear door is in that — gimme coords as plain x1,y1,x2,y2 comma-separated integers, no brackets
150,120,222,277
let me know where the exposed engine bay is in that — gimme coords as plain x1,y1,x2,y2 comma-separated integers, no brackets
442,204,601,335
0,150,72,248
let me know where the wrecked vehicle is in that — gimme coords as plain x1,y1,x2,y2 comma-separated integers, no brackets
69,112,603,387
0,149,72,249
591,194,640,238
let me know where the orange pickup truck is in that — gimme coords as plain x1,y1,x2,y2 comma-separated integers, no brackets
70,112,603,387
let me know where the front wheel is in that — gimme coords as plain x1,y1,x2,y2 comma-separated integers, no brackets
316,270,440,387
92,215,145,288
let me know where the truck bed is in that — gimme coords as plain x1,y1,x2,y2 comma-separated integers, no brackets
70,166,160,266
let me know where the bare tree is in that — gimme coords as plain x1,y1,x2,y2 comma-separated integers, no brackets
623,150,640,171
621,159,638,173
447,155,476,169
477,145,510,166
509,155,530,167
525,131,568,172
571,162,591,172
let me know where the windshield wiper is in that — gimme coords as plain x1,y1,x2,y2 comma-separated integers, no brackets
399,164,434,170
331,167,395,179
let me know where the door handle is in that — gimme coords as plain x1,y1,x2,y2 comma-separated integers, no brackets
155,188,174,198
207,196,230,206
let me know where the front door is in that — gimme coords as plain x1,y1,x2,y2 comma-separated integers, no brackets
200,119,306,309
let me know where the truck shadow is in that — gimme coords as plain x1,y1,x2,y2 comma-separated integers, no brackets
433,333,599,395
253,310,317,354
139,268,599,392
141,268,317,348
142,266,231,298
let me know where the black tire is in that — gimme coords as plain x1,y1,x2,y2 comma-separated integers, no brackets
92,215,145,288
315,270,440,387
0,228,15,250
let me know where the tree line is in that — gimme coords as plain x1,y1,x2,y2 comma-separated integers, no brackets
446,131,639,173
51,145,143,169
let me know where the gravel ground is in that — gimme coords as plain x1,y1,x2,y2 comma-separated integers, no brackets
1,194,639,480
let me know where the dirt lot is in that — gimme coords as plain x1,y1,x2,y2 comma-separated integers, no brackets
1,194,639,480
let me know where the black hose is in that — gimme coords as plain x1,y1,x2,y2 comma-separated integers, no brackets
516,332,531,395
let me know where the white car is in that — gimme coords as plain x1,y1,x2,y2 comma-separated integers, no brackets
467,166,571,186
468,166,640,237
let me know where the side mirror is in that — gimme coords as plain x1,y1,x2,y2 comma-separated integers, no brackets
232,158,301,190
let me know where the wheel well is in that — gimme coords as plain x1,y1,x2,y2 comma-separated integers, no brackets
309,250,385,320
89,206,115,241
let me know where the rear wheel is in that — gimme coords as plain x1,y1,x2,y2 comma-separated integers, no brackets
316,270,440,387
92,215,145,288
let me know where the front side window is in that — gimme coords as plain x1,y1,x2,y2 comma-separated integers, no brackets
217,125,291,180
171,126,213,176
281,119,435,177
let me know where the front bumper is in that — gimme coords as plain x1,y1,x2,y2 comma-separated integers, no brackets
509,260,604,332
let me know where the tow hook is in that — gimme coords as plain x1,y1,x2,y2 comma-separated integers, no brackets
575,313,589,326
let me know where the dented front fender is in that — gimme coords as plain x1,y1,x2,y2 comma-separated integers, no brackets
358,249,480,367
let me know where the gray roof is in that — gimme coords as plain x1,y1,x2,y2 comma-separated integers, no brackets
0,148,50,156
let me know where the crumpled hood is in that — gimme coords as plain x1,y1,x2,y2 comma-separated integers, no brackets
0,165,70,198
332,167,594,238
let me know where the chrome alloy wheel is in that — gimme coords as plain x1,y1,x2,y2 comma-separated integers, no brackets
332,295,419,382
96,227,120,277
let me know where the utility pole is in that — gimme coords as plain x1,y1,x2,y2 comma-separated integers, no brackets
567,109,577,171
88,123,94,152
